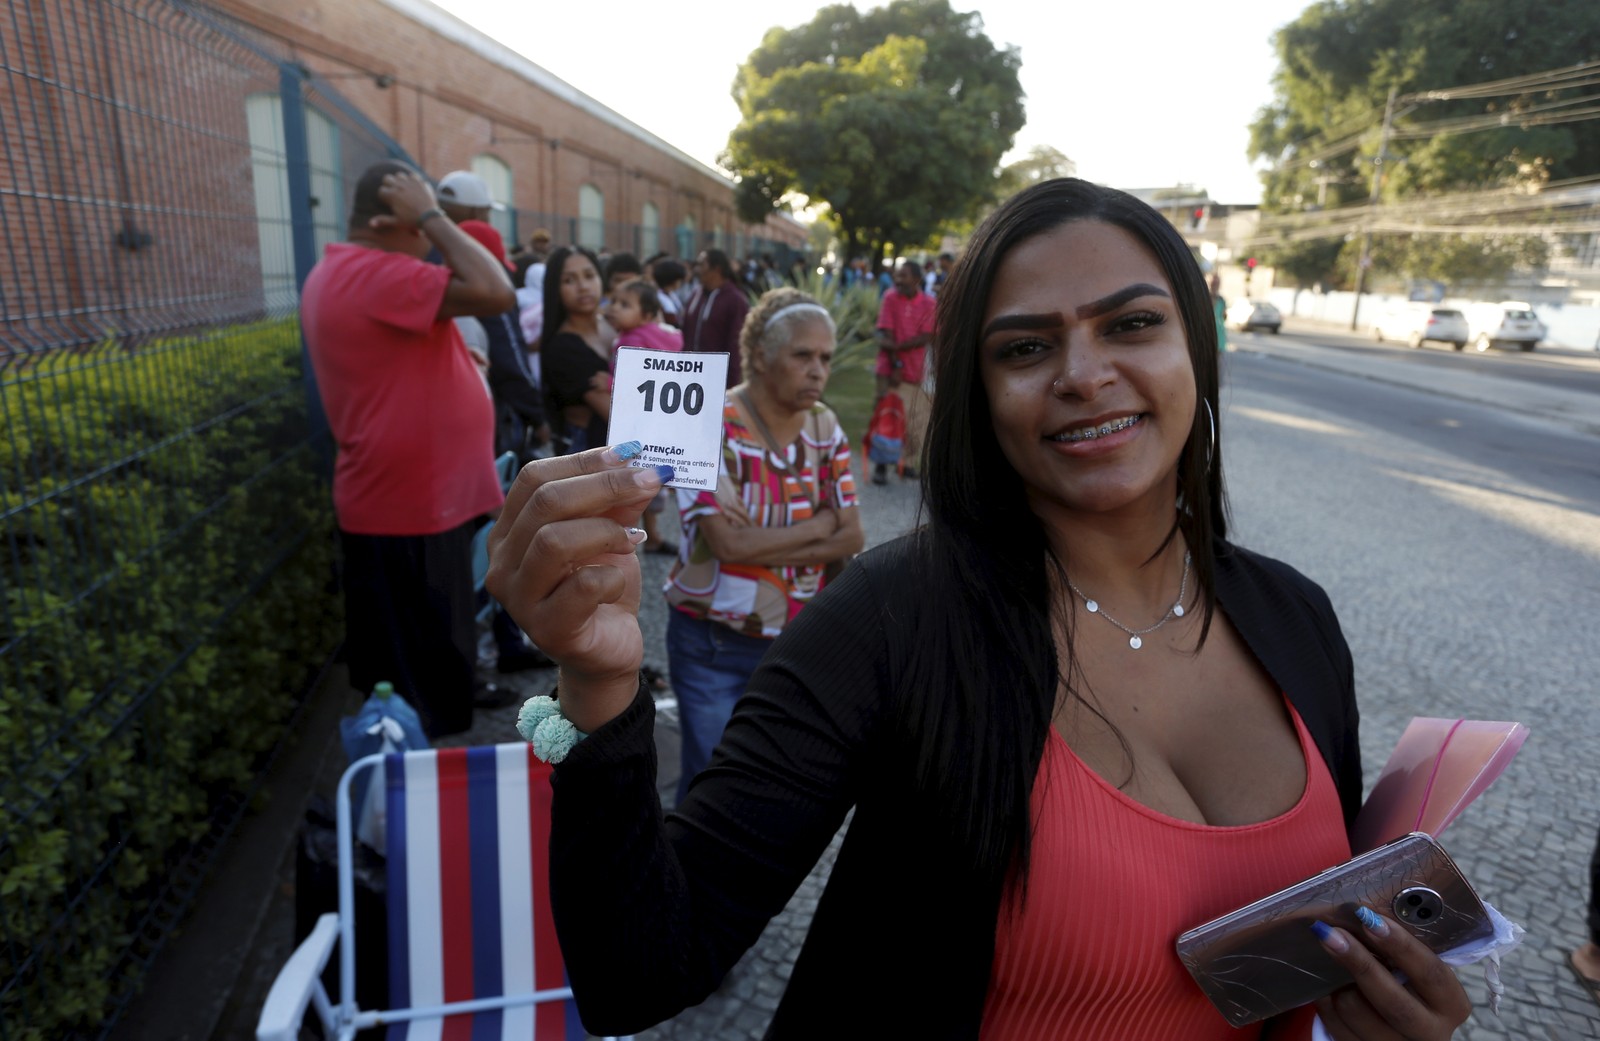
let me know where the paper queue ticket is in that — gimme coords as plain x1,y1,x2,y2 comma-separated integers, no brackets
607,348,729,491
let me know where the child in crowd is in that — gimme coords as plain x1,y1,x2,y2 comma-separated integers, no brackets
606,279,683,359
603,277,682,562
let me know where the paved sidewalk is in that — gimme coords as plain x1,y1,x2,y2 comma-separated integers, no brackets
1231,319,1600,438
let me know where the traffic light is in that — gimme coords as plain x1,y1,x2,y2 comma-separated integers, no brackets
1245,256,1257,281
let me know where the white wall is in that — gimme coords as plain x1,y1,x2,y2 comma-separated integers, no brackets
1266,287,1600,351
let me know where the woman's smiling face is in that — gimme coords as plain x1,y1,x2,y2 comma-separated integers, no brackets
977,219,1197,522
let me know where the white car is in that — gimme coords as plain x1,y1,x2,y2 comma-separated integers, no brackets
1465,301,1546,352
1226,299,1281,333
1371,306,1469,350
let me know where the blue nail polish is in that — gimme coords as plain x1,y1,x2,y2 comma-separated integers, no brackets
1310,919,1349,951
653,464,676,483
1354,906,1386,934
613,440,643,461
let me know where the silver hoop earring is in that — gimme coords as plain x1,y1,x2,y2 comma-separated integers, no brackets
1204,399,1217,471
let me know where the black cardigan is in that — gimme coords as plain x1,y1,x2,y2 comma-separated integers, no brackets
550,535,1362,1039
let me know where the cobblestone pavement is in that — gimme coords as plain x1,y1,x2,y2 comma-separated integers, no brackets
471,346,1600,1039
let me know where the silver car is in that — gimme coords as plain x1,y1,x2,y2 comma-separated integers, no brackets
1372,306,1469,350
1226,299,1281,333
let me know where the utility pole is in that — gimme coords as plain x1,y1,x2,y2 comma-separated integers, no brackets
1350,86,1398,332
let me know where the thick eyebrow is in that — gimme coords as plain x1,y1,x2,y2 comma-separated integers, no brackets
1076,283,1170,319
980,282,1172,341
980,312,1062,339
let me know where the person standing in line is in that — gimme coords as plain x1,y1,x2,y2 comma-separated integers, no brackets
873,260,937,483
663,287,862,802
451,220,550,466
301,161,513,738
452,219,557,676
515,228,553,288
1573,826,1600,1007
528,228,553,263
925,252,955,297
648,258,687,329
434,169,503,228
540,246,613,457
604,253,645,303
682,249,750,389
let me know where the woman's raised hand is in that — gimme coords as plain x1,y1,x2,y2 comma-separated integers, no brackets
485,444,671,732
1312,908,1472,1040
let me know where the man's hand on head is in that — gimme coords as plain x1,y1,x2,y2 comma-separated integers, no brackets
372,172,439,231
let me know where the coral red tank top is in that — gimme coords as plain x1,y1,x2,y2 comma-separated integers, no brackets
980,699,1351,1041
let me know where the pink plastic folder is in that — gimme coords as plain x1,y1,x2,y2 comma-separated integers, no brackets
1349,717,1529,854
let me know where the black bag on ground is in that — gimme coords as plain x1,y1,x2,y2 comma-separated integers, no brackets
294,794,389,1022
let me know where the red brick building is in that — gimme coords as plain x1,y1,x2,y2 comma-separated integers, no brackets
218,0,806,259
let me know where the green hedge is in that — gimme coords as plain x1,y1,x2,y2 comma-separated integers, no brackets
0,319,341,1036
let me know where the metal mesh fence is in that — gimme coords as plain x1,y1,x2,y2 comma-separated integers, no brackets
0,2,406,1036
0,2,808,1034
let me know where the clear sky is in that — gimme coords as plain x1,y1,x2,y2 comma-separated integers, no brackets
434,0,1317,205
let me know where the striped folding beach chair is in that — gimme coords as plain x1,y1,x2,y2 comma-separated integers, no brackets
258,743,627,1041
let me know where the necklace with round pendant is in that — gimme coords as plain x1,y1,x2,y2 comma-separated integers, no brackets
1070,551,1191,650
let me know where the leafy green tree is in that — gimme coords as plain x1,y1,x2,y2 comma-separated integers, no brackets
1250,0,1600,286
725,0,1025,263
1260,238,1348,290
996,145,1077,199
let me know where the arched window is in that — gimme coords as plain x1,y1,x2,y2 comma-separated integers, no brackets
676,214,696,258
471,154,515,244
246,93,341,311
713,223,726,250
578,184,605,249
305,108,342,254
641,202,660,257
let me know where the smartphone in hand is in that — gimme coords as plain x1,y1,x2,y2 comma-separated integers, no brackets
1176,832,1493,1027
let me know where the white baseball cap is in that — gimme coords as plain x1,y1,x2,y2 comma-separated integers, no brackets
436,170,505,211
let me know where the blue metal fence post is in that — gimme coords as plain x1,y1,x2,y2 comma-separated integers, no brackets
279,63,333,477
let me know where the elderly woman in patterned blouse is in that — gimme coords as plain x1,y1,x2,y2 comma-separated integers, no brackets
662,288,864,803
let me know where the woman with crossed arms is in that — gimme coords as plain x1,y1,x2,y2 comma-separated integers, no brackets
663,287,863,803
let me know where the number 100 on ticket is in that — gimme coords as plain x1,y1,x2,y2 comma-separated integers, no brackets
607,348,729,491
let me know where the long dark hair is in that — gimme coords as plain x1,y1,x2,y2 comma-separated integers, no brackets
901,178,1228,900
539,245,602,354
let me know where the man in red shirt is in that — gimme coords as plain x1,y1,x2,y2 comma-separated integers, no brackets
301,160,515,737
874,261,937,483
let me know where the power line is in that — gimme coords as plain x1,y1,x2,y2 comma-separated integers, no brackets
1410,59,1600,102
1392,93,1600,139
1268,60,1600,176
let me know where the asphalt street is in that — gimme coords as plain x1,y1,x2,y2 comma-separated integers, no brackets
1280,321,1600,401
469,326,1600,1039
1223,329,1600,1040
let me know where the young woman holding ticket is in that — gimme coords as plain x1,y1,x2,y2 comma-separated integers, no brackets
486,181,1471,1041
